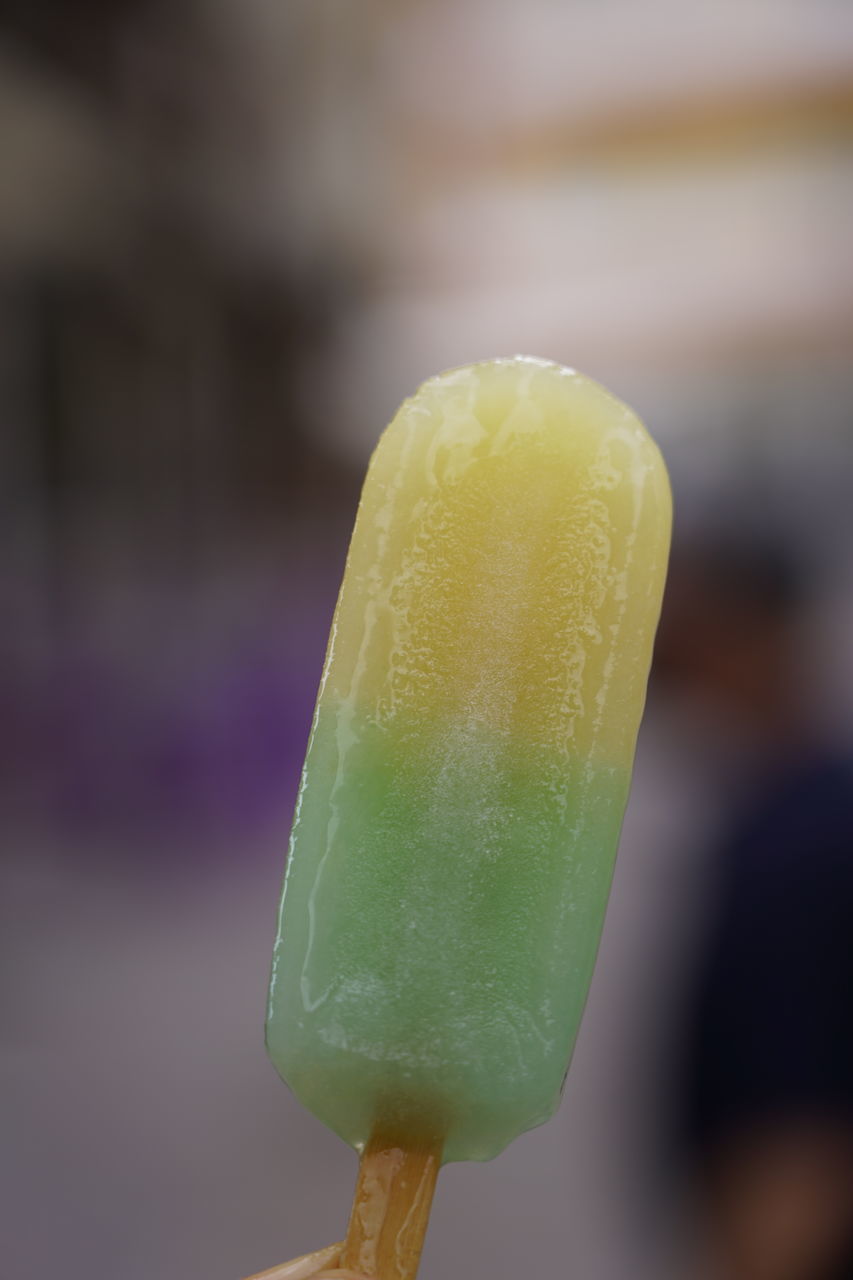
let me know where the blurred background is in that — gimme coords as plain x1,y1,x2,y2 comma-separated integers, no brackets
2,2,853,1278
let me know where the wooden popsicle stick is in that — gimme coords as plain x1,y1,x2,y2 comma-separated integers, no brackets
242,1241,343,1280
340,1126,443,1280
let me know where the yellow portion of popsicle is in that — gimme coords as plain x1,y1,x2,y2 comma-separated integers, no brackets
327,357,669,762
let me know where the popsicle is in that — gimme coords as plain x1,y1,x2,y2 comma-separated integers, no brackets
265,357,671,1275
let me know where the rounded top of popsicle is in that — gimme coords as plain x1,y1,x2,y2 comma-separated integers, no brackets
413,355,577,398
404,354,656,440
428,354,579,378
389,356,668,499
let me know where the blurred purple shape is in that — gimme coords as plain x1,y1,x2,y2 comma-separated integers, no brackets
3,607,333,852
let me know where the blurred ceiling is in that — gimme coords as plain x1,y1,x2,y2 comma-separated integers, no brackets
315,0,853,447
0,0,851,449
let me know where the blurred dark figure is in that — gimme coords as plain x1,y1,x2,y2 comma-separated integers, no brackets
658,531,853,1280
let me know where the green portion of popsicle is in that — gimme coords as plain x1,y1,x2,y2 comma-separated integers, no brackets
268,710,628,1161
266,357,671,1163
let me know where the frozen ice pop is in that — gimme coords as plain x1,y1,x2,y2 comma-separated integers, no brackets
266,358,671,1176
